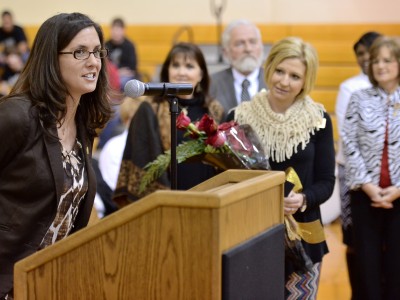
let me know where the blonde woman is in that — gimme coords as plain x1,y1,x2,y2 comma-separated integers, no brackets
227,37,335,299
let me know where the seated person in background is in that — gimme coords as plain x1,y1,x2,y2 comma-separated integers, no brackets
99,96,143,194
210,19,266,118
113,42,224,206
0,46,24,91
0,81,9,97
93,97,142,218
106,57,122,101
0,10,29,63
335,30,381,300
0,10,29,95
96,58,123,150
105,17,138,90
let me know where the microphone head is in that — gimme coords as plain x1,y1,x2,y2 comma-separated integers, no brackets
124,79,145,98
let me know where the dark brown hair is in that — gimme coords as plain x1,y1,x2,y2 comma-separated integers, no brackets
6,12,112,138
155,42,210,104
353,31,381,52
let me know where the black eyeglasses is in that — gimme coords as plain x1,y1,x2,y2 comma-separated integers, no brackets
59,48,109,60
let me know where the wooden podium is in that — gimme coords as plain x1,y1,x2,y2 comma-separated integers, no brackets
14,170,285,299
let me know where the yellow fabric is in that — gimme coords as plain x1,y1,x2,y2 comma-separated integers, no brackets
297,220,326,244
285,167,303,193
284,167,326,244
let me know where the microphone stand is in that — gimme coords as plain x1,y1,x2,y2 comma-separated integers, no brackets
168,96,179,190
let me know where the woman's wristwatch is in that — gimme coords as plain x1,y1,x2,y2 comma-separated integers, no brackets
300,193,307,212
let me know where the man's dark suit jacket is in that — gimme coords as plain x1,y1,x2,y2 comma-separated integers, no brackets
210,67,267,119
0,96,97,297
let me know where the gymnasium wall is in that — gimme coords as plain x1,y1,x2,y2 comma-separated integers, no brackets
2,0,400,142
1,0,400,25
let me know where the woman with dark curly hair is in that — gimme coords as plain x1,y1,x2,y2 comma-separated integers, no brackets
0,12,112,298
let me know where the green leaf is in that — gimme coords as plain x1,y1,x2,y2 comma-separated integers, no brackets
176,139,205,163
138,152,171,194
138,139,206,194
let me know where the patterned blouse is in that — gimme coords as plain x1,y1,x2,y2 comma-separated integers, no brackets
39,139,88,249
342,87,400,190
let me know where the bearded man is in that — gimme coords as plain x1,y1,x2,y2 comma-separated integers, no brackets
210,19,266,118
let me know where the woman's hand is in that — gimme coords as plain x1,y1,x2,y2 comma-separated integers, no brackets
362,183,393,209
379,186,400,205
284,191,303,215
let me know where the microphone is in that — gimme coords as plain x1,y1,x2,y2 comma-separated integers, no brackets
124,79,193,98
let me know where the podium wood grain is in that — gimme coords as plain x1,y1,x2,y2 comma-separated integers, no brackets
14,170,285,300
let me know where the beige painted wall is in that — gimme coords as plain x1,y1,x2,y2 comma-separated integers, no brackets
1,0,400,26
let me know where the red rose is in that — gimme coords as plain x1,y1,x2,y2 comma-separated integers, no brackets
205,131,226,148
197,114,218,135
176,112,191,130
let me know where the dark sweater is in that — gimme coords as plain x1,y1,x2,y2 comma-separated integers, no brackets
227,109,336,266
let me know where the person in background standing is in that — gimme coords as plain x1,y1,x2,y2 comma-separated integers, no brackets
335,31,381,300
0,12,112,298
227,37,335,299
113,42,224,206
342,36,400,300
210,19,266,118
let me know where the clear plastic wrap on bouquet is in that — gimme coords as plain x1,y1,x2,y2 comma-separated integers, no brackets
139,113,271,194
202,124,270,171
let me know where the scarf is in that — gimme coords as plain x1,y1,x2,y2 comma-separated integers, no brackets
235,90,326,162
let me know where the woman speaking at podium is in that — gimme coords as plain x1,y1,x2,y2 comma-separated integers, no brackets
0,12,112,298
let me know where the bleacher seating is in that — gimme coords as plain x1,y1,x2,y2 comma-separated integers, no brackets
24,23,400,142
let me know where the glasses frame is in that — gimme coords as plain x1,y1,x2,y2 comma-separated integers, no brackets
59,48,109,60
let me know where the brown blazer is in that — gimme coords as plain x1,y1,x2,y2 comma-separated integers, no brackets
0,96,97,297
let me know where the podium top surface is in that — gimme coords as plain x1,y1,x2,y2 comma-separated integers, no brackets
15,170,284,274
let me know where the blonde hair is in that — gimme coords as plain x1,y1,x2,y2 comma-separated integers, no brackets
264,37,319,100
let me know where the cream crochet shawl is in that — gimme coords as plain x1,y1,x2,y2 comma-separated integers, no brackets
235,90,326,163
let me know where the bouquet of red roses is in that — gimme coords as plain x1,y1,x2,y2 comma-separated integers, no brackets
139,111,270,193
